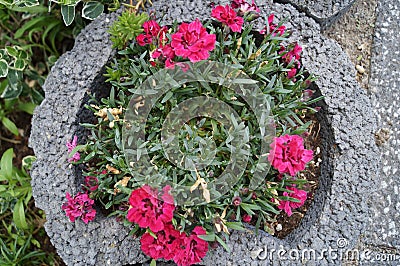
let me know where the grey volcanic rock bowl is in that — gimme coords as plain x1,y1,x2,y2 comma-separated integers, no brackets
275,0,355,29
30,1,380,265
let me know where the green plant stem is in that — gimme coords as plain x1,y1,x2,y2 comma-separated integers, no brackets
0,212,12,221
0,135,21,144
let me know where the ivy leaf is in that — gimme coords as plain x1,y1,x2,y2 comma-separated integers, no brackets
5,46,18,58
13,59,26,71
61,5,76,26
0,59,8,78
82,2,104,20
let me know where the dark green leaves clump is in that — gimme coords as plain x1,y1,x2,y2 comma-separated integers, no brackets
109,11,148,49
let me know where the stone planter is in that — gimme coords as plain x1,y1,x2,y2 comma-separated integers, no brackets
276,0,355,29
30,1,379,265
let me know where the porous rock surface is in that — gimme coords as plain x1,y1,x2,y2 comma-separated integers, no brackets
275,0,356,29
30,0,380,265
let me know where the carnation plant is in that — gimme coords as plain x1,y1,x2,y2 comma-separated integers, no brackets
63,1,322,265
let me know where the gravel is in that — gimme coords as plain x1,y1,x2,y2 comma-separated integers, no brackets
30,0,380,265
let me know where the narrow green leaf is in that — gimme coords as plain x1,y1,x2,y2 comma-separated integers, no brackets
197,233,216,242
215,235,230,252
231,78,258,84
150,259,157,266
14,16,49,39
2,117,19,135
18,102,36,115
13,198,28,229
82,2,104,20
0,148,13,179
225,222,246,231
61,5,75,26
68,144,86,158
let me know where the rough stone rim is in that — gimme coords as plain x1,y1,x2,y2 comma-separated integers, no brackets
29,1,380,265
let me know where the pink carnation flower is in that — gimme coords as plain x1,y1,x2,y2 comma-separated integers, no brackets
136,20,167,46
287,68,297,79
212,5,244,33
259,14,286,36
230,0,245,8
171,19,216,62
278,186,307,216
268,134,313,176
62,192,96,224
66,135,80,163
173,226,209,266
152,44,176,68
239,0,260,14
140,223,183,260
282,43,302,65
126,185,175,232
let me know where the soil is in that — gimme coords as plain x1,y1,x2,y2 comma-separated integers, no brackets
324,0,378,90
273,114,322,239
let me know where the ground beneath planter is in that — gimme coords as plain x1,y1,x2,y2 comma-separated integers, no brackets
0,111,66,266
324,0,378,90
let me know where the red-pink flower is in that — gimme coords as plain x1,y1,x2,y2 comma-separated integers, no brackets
231,0,245,9
143,20,161,36
171,19,216,62
173,226,209,266
152,44,176,68
287,68,297,79
259,14,286,36
140,223,183,260
282,43,302,65
278,186,307,216
62,192,96,224
136,20,167,46
66,136,80,162
239,0,260,14
84,176,99,192
242,214,252,223
212,5,244,33
126,185,175,232
268,134,313,176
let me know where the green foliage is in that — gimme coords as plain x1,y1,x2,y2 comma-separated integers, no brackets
109,10,148,49
81,11,321,251
0,149,33,229
0,235,46,266
0,149,59,265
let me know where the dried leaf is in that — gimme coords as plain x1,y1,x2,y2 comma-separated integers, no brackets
106,164,121,174
203,187,211,203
